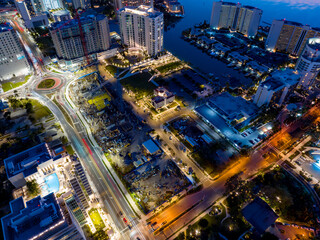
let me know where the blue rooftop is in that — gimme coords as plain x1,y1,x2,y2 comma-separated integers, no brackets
142,139,160,154
1,193,67,240
4,143,53,179
0,22,13,33
242,197,278,234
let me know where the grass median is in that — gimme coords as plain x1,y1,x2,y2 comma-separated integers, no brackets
53,97,74,128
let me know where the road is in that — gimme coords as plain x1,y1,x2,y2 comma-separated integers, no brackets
136,101,320,239
4,11,320,240
0,13,152,240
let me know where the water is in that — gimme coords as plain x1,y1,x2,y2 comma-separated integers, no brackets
164,0,320,74
43,173,60,193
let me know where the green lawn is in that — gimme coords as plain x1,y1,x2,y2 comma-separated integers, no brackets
53,98,74,127
1,75,31,92
65,145,75,155
105,65,119,76
29,99,52,120
156,61,183,74
89,208,105,230
38,79,56,89
121,72,156,99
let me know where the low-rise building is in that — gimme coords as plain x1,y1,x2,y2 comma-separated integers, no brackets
151,87,175,109
195,92,258,131
242,197,278,234
142,139,161,155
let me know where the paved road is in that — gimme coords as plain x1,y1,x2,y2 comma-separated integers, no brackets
0,14,150,238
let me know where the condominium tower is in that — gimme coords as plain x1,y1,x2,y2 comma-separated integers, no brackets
118,5,164,56
15,0,49,28
50,14,110,64
0,22,30,80
296,38,320,88
265,19,320,56
210,1,262,37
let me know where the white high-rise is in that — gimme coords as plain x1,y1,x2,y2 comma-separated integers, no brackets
265,19,320,56
0,23,30,80
118,5,164,56
15,0,49,28
296,38,320,88
50,14,110,64
210,1,262,37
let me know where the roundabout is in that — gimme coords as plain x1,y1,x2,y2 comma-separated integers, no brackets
36,77,62,91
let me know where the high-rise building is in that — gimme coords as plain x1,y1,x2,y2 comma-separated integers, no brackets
1,193,85,240
1,193,69,240
265,19,320,56
15,0,49,28
253,69,299,107
296,38,320,88
71,0,91,9
64,194,88,226
42,0,64,10
0,22,30,80
50,14,110,64
210,1,262,37
118,5,164,56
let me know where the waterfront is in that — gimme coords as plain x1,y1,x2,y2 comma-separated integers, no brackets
164,0,320,77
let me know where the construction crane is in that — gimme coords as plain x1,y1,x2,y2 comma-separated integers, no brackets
51,9,91,68
73,10,90,66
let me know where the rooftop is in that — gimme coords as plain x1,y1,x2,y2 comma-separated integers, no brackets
119,5,163,18
1,193,67,240
307,38,320,51
142,139,160,154
270,69,300,86
208,92,258,121
0,22,12,33
242,197,278,234
259,78,284,91
51,9,70,16
4,143,53,179
50,14,106,30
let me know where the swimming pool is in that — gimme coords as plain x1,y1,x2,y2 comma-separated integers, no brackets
43,173,60,193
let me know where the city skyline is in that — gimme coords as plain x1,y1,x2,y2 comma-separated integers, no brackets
1,0,320,240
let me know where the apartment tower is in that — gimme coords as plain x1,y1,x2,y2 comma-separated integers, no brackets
50,14,110,64
296,38,320,88
118,4,164,56
265,19,320,56
210,1,262,37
